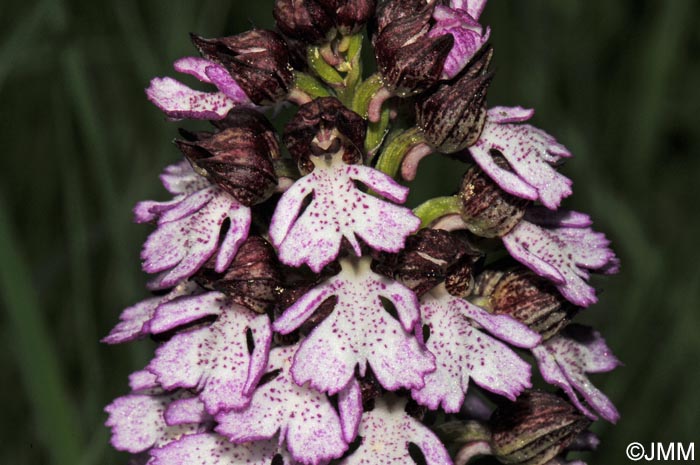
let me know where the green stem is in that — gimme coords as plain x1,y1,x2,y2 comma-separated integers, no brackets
293,71,333,99
413,196,463,229
307,45,344,85
374,127,425,178
351,72,384,117
365,105,391,155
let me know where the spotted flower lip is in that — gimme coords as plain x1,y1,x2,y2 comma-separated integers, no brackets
533,325,620,423
146,292,272,415
273,257,435,395
469,106,573,210
149,433,294,465
135,161,251,290
269,153,420,273
412,285,540,413
215,344,354,465
502,208,619,307
105,390,206,454
339,397,453,465
146,57,252,120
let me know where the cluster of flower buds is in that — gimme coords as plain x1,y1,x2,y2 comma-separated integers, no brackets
105,2,621,465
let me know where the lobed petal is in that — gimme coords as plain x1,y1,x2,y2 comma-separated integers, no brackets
412,289,535,412
138,167,251,290
149,433,293,465
160,160,211,195
164,397,209,426
146,77,237,120
147,299,272,415
340,397,452,465
105,393,198,453
270,157,419,272
216,345,348,465
274,258,434,394
471,110,573,209
503,214,619,307
102,281,199,344
149,291,226,335
338,379,363,443
533,325,620,423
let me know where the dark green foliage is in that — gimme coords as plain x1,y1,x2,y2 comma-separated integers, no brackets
0,1,698,464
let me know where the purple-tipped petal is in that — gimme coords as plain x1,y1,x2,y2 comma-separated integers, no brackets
411,288,535,412
147,299,272,415
458,296,541,348
105,393,199,453
173,57,216,82
487,106,534,124
216,345,348,465
102,296,161,345
129,370,159,392
533,325,620,423
451,0,488,20
148,58,252,120
146,77,237,120
204,64,252,103
339,398,452,465
164,397,209,426
338,379,363,443
137,163,251,290
160,160,211,195
503,214,619,307
430,6,490,79
470,107,573,209
274,258,434,394
102,281,200,344
270,156,420,272
149,292,225,335
149,433,293,465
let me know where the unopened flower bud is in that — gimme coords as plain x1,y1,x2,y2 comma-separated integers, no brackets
458,162,530,237
284,96,366,174
475,269,575,340
175,110,279,205
373,229,480,298
195,236,281,314
273,0,335,44
191,30,293,104
373,0,427,35
317,0,377,35
375,6,454,97
490,390,592,465
417,45,493,153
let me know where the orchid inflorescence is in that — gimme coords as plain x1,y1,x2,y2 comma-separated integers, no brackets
104,1,621,465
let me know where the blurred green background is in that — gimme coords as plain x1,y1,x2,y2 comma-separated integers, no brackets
1,0,698,464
